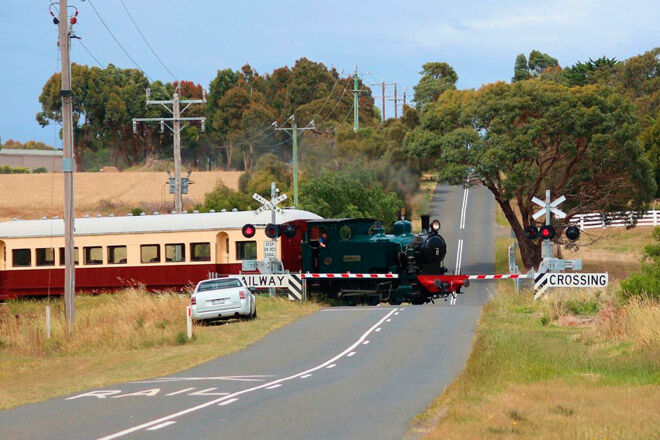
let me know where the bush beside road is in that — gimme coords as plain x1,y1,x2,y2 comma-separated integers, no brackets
0,289,321,410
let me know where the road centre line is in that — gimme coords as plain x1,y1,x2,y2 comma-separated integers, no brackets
454,239,464,275
133,375,271,384
97,307,400,440
375,328,381,332
218,398,239,406
265,384,283,390
326,364,337,369
347,352,356,357
300,374,312,379
362,340,370,345
146,421,175,431
460,187,469,230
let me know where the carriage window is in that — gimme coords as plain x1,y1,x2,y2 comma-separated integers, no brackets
165,243,186,262
191,242,211,261
236,241,257,260
339,225,352,241
36,248,55,266
59,247,79,265
141,244,161,263
108,246,127,264
84,246,103,265
12,249,31,267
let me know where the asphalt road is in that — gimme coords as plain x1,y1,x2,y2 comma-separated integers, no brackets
0,184,496,440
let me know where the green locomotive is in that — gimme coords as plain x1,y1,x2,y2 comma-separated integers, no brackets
300,215,465,305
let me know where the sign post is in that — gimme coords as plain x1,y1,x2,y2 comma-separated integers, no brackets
253,183,287,297
532,190,566,259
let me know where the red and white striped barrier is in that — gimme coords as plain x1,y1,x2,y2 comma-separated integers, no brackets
465,273,532,280
302,273,398,279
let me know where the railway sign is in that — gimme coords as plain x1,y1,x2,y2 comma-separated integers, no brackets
253,193,286,215
545,272,608,288
264,241,277,258
532,194,566,220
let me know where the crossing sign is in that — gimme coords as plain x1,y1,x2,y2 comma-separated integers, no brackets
532,194,566,220
253,193,287,215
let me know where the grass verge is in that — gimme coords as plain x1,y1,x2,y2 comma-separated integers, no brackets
0,289,321,410
411,228,660,440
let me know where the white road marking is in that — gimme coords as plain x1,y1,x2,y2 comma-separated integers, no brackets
97,307,399,440
386,319,391,322
265,384,283,390
300,374,312,379
146,421,175,431
375,328,381,332
165,388,195,396
188,388,229,396
67,390,122,400
459,187,469,230
362,340,370,345
112,389,160,399
454,239,464,275
394,312,399,315
347,352,356,357
218,398,239,406
320,308,394,312
326,364,337,369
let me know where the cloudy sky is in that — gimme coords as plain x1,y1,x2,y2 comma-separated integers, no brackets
1,0,658,146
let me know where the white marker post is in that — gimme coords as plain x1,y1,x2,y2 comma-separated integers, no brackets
45,305,51,339
186,306,193,339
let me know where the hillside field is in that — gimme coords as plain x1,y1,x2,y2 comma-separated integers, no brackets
0,171,242,221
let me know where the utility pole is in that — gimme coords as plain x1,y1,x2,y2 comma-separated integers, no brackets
381,82,385,121
403,90,407,108
353,66,359,132
133,87,206,212
371,80,396,122
274,115,315,206
58,0,76,328
388,82,399,118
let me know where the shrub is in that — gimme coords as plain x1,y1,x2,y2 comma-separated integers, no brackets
31,167,48,173
620,226,660,300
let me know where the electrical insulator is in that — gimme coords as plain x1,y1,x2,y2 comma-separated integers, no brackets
160,120,165,133
132,121,137,133
201,120,205,133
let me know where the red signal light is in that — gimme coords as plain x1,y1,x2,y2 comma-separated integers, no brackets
265,224,280,239
242,224,256,238
539,225,555,240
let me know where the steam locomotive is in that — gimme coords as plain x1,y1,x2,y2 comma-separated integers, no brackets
278,215,468,305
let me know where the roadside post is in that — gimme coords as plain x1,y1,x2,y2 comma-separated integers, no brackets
46,305,51,339
186,306,193,339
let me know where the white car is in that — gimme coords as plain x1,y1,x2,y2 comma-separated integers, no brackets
191,277,256,321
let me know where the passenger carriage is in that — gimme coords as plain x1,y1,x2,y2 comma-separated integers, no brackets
0,209,320,300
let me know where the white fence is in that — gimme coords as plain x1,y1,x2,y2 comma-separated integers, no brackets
570,210,660,229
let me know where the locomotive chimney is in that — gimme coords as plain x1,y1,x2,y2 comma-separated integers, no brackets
421,214,430,232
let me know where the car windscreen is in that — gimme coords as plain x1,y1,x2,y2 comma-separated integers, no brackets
197,278,243,292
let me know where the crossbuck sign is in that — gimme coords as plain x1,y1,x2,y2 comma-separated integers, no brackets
253,193,287,215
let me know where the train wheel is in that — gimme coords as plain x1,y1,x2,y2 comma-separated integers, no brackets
388,297,402,306
410,298,425,305
366,296,380,306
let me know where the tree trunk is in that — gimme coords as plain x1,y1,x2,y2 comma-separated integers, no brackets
225,139,233,171
498,198,542,269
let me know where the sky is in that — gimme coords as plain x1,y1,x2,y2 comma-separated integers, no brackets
1,0,659,147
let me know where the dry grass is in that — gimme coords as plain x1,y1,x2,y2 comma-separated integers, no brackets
0,289,321,409
0,171,243,221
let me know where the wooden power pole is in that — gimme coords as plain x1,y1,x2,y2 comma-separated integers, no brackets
133,87,206,212
59,0,76,328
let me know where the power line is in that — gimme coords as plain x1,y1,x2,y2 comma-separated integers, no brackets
85,0,153,82
118,0,178,82
76,38,103,68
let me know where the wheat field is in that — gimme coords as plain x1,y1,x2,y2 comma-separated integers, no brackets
0,171,242,221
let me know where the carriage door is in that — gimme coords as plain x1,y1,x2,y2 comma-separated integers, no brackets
215,232,229,264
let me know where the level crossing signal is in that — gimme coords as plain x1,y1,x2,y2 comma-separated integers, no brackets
242,224,256,238
565,225,580,241
525,225,539,240
265,224,280,238
539,225,555,240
